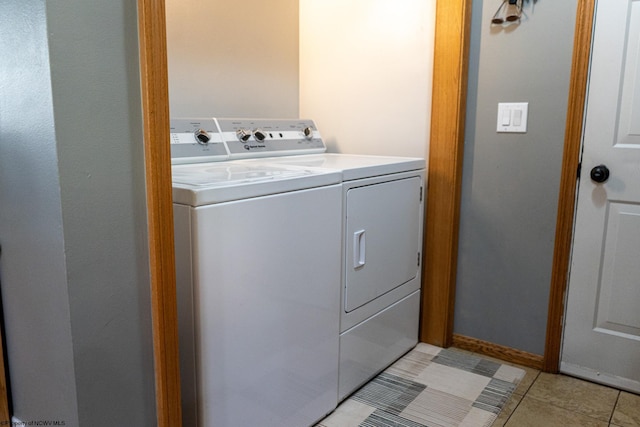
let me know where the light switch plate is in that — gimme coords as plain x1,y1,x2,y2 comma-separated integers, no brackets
497,102,528,133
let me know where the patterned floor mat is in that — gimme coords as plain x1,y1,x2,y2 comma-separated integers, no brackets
318,343,524,427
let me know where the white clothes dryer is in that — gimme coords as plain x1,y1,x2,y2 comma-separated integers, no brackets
171,119,342,427
217,119,426,401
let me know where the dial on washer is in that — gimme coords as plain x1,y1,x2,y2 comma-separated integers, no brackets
194,129,211,145
236,129,252,142
253,129,267,142
303,127,314,140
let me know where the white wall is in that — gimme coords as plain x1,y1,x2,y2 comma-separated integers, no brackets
299,0,436,158
166,0,299,118
165,0,436,159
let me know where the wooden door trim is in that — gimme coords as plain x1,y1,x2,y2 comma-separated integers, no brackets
420,0,472,347
138,0,183,425
543,0,596,373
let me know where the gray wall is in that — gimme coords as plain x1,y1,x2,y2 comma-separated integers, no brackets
0,2,156,426
454,0,578,355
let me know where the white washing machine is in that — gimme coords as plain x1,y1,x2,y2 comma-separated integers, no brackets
217,118,425,401
171,118,342,427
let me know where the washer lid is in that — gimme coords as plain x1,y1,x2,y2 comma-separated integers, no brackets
172,162,341,206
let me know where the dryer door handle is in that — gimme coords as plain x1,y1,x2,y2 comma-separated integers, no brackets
353,229,366,269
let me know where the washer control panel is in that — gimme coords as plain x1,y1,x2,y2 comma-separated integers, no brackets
217,118,326,159
170,118,229,164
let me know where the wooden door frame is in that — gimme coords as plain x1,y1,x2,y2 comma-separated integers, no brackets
420,0,472,347
420,0,596,373
138,0,183,426
137,0,596,423
543,0,595,372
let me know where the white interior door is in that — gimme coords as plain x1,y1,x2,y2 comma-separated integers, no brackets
561,0,640,393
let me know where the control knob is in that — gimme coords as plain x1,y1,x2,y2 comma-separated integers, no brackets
236,128,252,142
253,129,267,142
303,126,314,140
194,129,211,145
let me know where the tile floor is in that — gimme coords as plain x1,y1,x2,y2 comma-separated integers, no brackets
489,355,640,427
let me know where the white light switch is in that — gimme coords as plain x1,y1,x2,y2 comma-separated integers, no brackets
513,109,522,126
501,109,511,126
497,102,528,133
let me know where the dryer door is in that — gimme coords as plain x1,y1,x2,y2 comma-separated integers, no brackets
345,176,422,312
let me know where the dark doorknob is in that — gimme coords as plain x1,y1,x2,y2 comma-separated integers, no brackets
590,164,610,183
